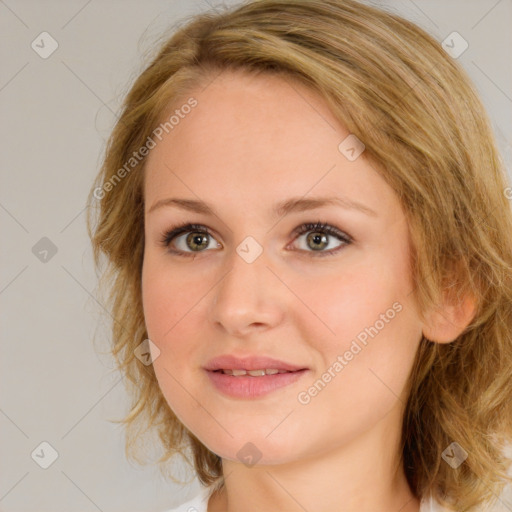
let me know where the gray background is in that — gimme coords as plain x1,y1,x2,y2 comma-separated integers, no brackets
1,1,511,511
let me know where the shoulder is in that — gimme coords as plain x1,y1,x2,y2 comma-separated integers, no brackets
161,487,212,512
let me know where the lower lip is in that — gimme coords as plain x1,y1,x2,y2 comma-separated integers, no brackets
206,369,308,399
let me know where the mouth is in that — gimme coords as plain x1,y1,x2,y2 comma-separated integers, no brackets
204,354,307,373
213,368,296,376
204,355,309,399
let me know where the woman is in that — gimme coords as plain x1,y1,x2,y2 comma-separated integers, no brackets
87,1,512,510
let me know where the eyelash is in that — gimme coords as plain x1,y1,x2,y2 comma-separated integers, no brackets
159,220,353,258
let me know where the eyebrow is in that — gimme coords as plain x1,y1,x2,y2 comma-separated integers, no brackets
147,195,378,218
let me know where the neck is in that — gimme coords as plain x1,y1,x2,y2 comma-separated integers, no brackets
207,413,421,512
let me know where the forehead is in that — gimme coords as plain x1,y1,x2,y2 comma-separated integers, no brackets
145,69,345,168
205,69,341,143
143,69,398,221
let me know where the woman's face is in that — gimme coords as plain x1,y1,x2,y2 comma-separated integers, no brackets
142,70,424,465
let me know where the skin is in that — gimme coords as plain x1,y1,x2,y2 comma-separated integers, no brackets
142,69,433,512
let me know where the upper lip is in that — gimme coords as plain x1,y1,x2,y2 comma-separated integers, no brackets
204,355,307,372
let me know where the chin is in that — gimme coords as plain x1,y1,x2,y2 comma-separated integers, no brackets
200,432,304,467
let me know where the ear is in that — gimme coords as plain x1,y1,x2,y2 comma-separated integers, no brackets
422,288,477,344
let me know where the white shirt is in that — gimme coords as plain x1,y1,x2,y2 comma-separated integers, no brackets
162,487,450,512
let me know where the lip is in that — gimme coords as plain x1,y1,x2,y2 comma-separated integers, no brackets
206,370,308,399
204,354,309,399
204,354,307,372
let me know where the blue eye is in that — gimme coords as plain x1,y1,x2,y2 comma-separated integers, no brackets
159,220,352,258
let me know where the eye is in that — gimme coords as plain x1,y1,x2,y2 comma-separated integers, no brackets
160,223,220,256
159,220,352,258
289,221,352,257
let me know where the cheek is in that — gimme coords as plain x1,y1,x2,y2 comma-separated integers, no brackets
141,254,214,379
141,254,200,341
296,257,411,352
299,265,420,418
294,240,419,405
141,258,206,427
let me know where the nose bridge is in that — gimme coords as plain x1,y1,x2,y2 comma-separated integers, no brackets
215,239,268,305
211,238,281,333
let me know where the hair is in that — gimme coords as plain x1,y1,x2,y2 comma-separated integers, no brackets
86,0,512,510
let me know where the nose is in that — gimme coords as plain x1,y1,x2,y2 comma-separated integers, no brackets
210,245,284,338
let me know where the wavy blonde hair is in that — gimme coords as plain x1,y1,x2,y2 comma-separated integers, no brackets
87,0,512,509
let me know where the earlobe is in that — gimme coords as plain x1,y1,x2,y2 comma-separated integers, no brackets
422,290,478,344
